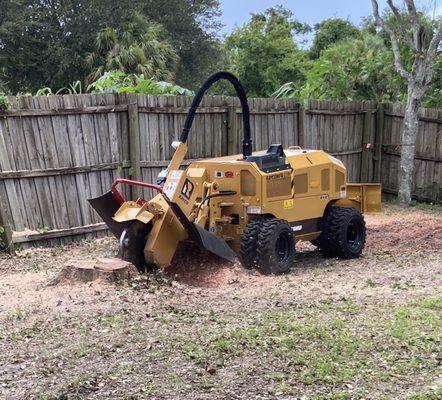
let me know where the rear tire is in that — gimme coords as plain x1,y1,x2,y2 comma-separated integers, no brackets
317,207,366,259
240,219,264,269
256,218,295,275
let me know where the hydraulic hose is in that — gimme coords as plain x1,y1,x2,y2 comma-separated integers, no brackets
179,71,252,158
196,190,237,215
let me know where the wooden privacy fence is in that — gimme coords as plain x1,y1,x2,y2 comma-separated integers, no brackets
0,94,440,249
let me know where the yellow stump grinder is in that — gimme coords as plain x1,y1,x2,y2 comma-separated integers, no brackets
89,72,381,274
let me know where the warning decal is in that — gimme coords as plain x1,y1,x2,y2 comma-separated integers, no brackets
164,170,183,199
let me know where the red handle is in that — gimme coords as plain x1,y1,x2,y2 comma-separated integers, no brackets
111,179,163,205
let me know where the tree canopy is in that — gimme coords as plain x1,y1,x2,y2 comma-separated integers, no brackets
224,7,310,97
86,14,178,84
0,2,440,108
0,0,222,93
301,34,397,101
309,18,360,59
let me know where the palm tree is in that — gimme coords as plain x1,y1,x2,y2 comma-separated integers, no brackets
86,14,178,84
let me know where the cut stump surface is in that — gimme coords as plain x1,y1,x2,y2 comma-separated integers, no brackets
48,258,136,286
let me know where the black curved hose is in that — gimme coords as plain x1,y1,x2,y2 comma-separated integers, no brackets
179,71,252,158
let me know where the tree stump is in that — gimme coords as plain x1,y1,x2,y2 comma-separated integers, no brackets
48,258,137,286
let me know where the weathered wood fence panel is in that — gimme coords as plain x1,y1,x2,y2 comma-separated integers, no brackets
381,103,441,202
0,94,440,248
303,100,377,183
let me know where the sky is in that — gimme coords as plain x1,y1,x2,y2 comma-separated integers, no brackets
218,0,442,36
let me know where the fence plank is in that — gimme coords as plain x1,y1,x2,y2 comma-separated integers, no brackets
374,103,384,183
128,103,141,198
360,110,373,182
0,190,14,253
227,106,238,155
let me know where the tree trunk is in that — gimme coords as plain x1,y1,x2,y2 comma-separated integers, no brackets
397,88,420,205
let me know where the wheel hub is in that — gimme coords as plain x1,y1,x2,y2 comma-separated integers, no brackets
346,218,362,251
275,233,290,262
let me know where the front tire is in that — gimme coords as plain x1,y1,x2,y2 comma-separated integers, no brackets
256,218,296,275
317,207,366,259
240,219,264,269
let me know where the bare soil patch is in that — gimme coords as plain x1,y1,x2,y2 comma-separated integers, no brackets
0,204,441,400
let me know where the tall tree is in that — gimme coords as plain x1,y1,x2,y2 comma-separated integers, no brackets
86,14,178,84
371,0,442,205
310,18,360,59
225,7,310,97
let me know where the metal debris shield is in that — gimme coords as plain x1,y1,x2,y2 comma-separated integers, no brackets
87,191,130,239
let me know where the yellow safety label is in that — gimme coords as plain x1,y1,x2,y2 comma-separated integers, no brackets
284,199,294,209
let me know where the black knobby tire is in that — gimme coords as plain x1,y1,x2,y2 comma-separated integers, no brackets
256,218,295,275
240,219,264,269
317,207,366,259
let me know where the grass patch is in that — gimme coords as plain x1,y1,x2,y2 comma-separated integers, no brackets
167,296,441,391
383,200,442,215
96,312,126,327
7,307,30,321
405,387,442,399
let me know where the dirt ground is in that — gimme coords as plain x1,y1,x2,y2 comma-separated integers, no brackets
0,204,441,400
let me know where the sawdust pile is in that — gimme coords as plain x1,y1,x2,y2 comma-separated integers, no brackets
166,242,246,287
365,211,442,253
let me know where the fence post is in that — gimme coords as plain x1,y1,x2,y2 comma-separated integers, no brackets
0,196,14,254
227,106,238,155
298,103,306,148
374,102,384,183
360,109,373,182
128,102,141,198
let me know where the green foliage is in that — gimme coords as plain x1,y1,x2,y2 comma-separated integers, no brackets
272,11,441,107
275,33,400,102
310,18,360,59
422,54,442,108
33,71,193,96
0,226,5,248
86,14,178,84
86,71,193,96
35,81,83,96
405,387,442,400
361,11,442,108
0,93,9,110
137,0,224,89
0,0,221,93
301,34,401,102
224,7,311,97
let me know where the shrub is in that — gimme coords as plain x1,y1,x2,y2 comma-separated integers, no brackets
87,71,193,95
0,93,10,110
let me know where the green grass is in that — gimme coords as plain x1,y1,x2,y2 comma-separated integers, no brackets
383,199,442,215
166,296,441,392
405,387,442,399
4,295,440,398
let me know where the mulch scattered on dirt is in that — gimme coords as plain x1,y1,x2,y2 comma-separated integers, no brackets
0,206,440,400
365,211,442,253
165,209,442,288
